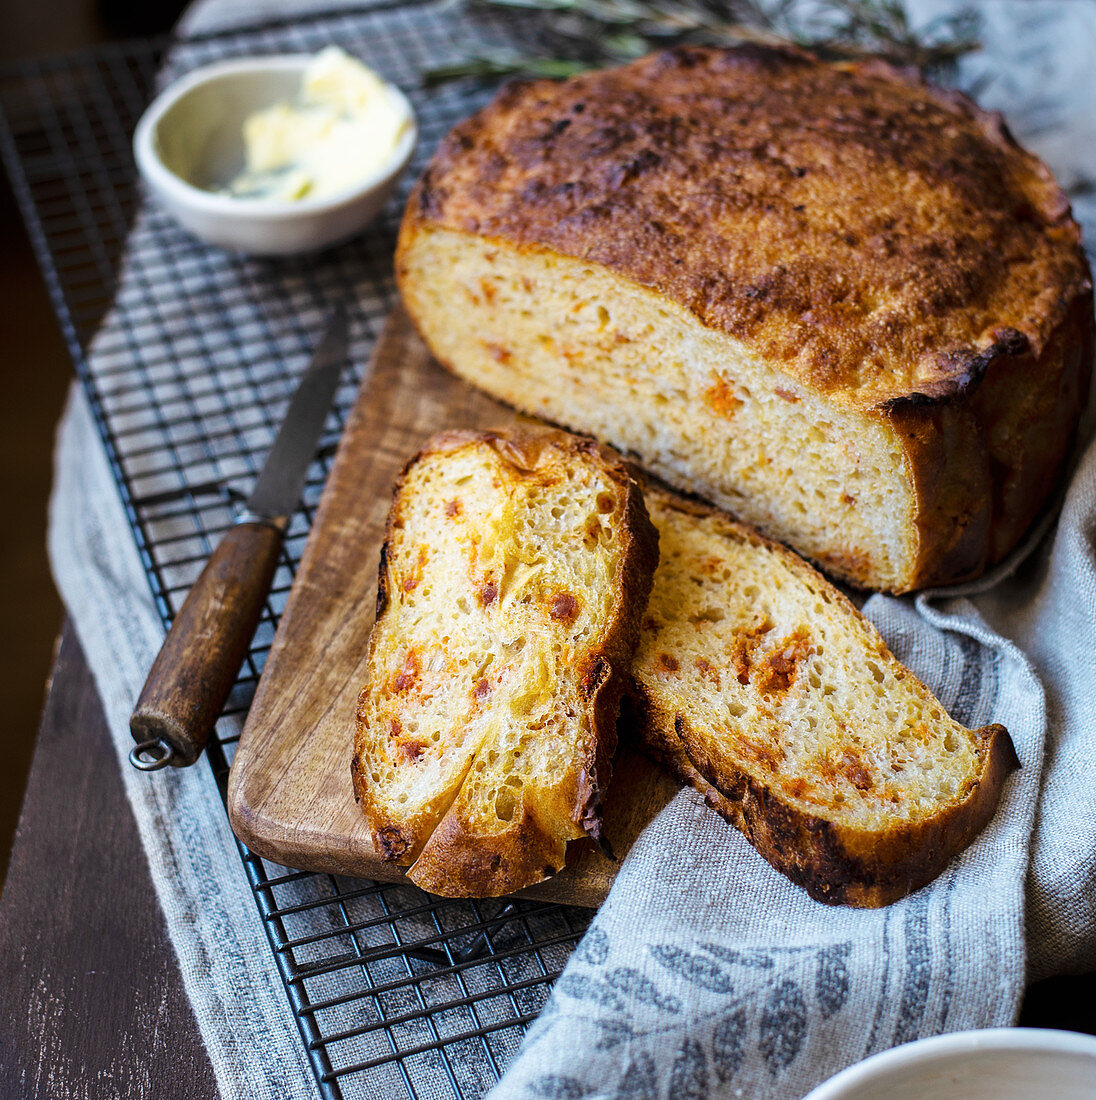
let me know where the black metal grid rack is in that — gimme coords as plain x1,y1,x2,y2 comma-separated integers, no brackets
0,7,594,1097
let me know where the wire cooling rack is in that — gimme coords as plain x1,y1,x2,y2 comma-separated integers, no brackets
0,6,595,1097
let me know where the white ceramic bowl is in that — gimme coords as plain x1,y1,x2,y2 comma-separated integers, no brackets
803,1028,1096,1100
133,55,417,255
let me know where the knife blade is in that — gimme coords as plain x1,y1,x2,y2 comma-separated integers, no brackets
129,307,349,770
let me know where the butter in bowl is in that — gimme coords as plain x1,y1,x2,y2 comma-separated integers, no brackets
133,47,417,255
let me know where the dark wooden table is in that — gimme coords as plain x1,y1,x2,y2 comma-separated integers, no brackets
0,624,217,1100
1,623,1093,1100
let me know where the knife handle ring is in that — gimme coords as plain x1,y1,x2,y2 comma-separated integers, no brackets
129,738,176,771
235,510,288,531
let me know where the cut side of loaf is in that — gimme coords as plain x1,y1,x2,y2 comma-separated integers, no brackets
352,428,658,897
398,234,918,589
631,490,1019,907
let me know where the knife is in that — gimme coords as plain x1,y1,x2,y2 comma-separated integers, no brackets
128,306,349,771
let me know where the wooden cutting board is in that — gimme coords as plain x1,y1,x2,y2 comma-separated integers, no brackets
227,306,680,907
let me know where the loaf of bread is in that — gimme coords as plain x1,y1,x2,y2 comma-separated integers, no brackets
630,489,1019,906
352,428,658,897
396,45,1094,593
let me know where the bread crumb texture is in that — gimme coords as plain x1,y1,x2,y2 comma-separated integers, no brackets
354,429,656,896
633,492,1018,905
400,235,915,587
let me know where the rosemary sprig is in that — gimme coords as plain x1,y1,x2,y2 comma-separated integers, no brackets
424,0,980,85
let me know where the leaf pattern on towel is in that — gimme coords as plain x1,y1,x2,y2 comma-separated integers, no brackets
668,1038,708,1100
815,943,851,1019
759,979,808,1073
711,1006,748,1082
700,943,776,970
615,1052,658,1100
603,966,682,1013
529,935,855,1099
529,1074,587,1099
557,971,627,1012
649,945,737,992
594,1019,637,1050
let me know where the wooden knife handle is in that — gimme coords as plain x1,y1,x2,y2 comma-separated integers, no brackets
130,520,283,767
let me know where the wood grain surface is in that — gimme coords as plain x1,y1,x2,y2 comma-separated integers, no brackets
0,625,217,1100
227,306,680,906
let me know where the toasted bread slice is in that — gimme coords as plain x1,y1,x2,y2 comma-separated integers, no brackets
352,428,658,897
631,490,1018,907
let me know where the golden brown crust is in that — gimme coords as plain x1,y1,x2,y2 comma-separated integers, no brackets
406,791,566,897
877,398,993,589
637,700,1018,906
629,489,1021,906
405,44,1090,407
880,287,1095,588
353,426,659,897
400,44,1094,591
970,289,1094,566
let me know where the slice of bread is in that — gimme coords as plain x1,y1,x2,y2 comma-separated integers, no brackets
352,428,658,897
631,490,1019,907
